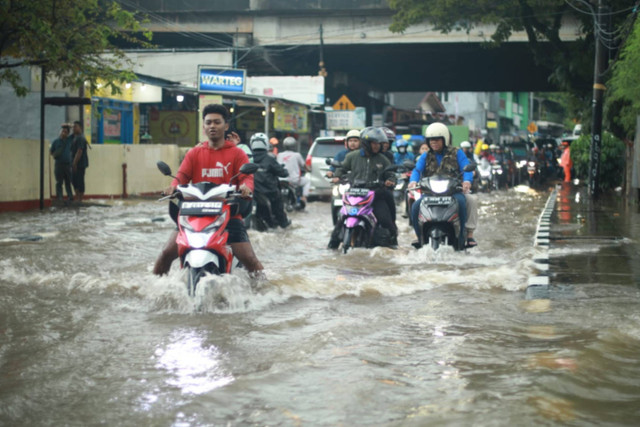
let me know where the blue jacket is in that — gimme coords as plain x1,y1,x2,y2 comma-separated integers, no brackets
410,149,473,183
394,151,415,165
329,148,350,172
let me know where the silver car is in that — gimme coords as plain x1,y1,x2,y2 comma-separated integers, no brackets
305,136,346,199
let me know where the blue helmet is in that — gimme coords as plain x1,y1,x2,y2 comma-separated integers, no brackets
395,139,408,148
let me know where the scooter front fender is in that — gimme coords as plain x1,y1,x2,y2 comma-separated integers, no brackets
185,249,221,269
345,216,362,228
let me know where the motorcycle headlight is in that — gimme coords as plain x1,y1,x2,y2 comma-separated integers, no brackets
528,162,536,167
430,179,450,194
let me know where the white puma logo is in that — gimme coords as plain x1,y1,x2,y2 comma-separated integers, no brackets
202,162,231,178
216,161,231,175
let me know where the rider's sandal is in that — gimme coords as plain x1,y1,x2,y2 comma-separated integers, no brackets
466,237,478,248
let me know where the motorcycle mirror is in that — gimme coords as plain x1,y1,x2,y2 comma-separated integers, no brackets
324,157,333,165
239,163,260,175
157,161,173,176
330,159,342,168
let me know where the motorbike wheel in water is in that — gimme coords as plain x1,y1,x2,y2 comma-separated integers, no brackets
187,264,219,297
342,228,353,254
282,188,296,213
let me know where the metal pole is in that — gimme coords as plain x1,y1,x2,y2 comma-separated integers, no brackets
589,0,608,197
40,67,46,210
264,98,270,137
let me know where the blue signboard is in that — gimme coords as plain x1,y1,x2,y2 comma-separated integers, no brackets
198,67,246,94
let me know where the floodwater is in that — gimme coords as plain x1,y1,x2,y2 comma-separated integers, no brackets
1,188,639,426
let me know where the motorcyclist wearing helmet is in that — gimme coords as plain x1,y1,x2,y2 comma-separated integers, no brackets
380,127,396,163
394,137,415,165
328,127,398,249
460,141,474,162
277,136,310,205
251,133,291,229
327,129,360,177
479,143,496,163
408,122,479,248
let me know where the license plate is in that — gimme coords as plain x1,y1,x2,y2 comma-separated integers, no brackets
180,201,223,216
333,199,343,206
347,188,370,197
423,196,452,205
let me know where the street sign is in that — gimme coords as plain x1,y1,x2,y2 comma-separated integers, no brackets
198,66,246,94
332,94,355,111
527,121,538,133
326,107,366,130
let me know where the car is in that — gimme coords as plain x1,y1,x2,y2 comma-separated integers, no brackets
305,136,346,199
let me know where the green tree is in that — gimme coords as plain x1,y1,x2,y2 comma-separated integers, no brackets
386,0,634,94
571,132,626,189
607,17,640,141
0,0,152,96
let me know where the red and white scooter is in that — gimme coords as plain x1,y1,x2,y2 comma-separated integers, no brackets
157,161,258,296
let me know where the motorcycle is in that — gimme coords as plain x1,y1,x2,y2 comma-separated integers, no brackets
476,158,493,193
393,169,411,205
156,161,259,296
333,163,401,254
412,163,476,251
527,160,541,188
491,162,503,190
279,177,306,213
325,157,350,225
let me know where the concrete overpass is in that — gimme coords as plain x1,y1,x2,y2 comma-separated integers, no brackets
118,0,583,97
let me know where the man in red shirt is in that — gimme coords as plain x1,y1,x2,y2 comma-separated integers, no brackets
153,104,264,276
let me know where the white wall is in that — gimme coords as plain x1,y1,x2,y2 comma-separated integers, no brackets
0,139,182,211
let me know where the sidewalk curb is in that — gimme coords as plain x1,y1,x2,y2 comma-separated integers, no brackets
526,186,558,299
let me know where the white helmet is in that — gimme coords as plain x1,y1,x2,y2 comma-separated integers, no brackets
424,122,450,147
489,144,498,150
250,133,269,151
346,129,360,139
460,141,472,149
283,136,297,150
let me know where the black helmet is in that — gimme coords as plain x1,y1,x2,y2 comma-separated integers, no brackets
359,127,387,155
380,127,396,143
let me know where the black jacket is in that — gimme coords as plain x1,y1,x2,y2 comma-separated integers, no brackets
253,150,288,193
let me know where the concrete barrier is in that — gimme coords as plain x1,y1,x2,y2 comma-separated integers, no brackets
0,138,182,212
0,138,53,210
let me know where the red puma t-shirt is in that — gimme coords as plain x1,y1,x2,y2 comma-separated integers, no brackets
172,140,254,191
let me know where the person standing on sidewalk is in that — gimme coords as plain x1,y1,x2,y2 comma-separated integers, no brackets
560,141,573,182
71,121,89,202
49,123,74,204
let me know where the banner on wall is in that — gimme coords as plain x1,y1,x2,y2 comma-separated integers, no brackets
149,111,197,146
274,104,308,132
326,107,366,130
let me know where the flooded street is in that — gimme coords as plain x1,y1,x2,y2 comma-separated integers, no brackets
2,188,640,425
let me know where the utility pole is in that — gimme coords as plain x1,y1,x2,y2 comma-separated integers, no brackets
589,0,608,197
318,24,327,77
